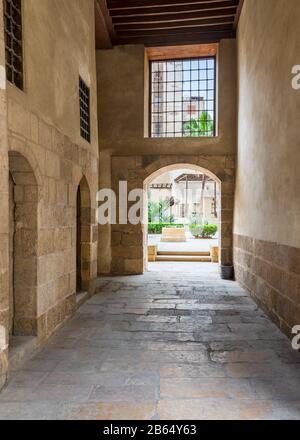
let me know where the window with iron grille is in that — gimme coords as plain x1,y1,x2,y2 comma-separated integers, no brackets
150,57,216,138
4,0,23,90
79,77,90,143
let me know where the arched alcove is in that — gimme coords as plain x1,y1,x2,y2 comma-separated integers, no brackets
76,176,92,293
8,151,38,338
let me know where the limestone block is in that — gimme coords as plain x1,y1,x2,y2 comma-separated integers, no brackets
60,159,73,183
56,181,68,206
39,120,52,149
14,316,37,336
113,245,143,259
30,113,39,144
15,203,38,229
210,246,219,263
45,150,60,179
8,99,30,138
124,258,143,274
54,228,72,252
0,193,8,231
161,228,187,243
14,256,37,285
0,348,8,391
14,229,37,257
122,232,143,246
111,232,122,246
148,245,157,262
52,128,64,156
0,267,9,306
24,185,38,202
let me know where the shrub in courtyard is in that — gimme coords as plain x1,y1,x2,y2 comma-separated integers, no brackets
189,223,218,238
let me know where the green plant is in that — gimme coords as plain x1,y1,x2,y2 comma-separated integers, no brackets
148,201,159,223
189,223,217,238
148,199,173,223
202,224,218,237
183,111,214,137
148,223,184,234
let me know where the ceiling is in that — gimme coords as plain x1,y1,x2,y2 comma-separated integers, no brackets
95,0,244,49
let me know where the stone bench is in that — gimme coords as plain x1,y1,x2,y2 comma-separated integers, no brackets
160,227,187,242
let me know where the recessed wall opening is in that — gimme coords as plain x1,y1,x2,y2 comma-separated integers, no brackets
76,176,92,295
8,151,38,345
150,57,216,138
144,164,221,272
144,44,218,139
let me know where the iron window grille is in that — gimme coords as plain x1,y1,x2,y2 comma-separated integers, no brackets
79,76,91,143
150,57,216,138
4,0,23,90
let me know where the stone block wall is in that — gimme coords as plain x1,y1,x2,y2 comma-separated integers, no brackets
234,234,300,336
7,101,98,343
110,154,235,275
0,0,99,392
0,0,9,389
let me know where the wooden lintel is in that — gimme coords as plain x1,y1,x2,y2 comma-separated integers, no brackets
145,43,219,60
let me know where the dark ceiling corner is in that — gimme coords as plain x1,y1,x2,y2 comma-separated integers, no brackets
96,0,245,49
95,0,115,49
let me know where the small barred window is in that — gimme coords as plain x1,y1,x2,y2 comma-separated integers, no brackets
4,0,23,90
79,77,91,143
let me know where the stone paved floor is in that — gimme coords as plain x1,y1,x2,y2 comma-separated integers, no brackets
0,263,300,420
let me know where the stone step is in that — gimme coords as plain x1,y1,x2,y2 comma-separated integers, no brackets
156,255,212,262
157,251,211,257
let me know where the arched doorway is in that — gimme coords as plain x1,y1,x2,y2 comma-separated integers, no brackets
110,154,234,276
76,176,92,294
8,152,38,339
144,163,221,271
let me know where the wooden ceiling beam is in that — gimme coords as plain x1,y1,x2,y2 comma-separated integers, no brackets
117,23,233,37
96,0,243,48
115,16,235,31
113,29,235,46
108,0,234,9
110,0,239,17
112,8,238,24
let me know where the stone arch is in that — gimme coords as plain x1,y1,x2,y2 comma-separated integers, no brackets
76,175,93,293
8,140,43,190
143,161,224,269
144,162,221,186
110,154,234,275
8,151,38,338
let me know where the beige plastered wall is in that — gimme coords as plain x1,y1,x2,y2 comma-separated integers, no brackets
234,0,300,334
96,39,237,274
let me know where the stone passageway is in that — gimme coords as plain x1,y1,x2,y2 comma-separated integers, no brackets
0,264,299,420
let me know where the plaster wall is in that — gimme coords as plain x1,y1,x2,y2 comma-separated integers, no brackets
234,0,300,334
234,0,300,247
96,40,237,273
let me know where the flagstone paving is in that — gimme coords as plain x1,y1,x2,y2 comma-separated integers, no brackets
0,263,299,420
